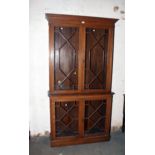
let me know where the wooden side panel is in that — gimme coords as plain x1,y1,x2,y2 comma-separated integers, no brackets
49,24,54,92
50,99,56,139
105,95,112,135
106,28,114,91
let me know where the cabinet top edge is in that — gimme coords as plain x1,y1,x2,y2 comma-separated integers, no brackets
45,13,118,24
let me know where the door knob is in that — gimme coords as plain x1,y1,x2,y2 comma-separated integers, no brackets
73,71,77,75
57,80,61,85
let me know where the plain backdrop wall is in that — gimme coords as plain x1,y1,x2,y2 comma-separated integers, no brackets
30,0,125,135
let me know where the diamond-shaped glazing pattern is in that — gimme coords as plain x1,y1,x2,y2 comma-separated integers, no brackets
85,28,108,89
55,101,79,137
84,100,106,135
54,27,79,90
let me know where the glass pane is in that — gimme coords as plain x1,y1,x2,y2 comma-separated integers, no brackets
85,28,108,89
84,100,106,135
55,101,79,137
54,27,79,90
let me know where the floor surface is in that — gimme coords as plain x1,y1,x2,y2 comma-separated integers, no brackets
29,132,125,155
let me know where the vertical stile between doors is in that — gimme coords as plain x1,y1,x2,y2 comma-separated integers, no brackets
78,26,85,137
79,100,85,137
78,26,86,92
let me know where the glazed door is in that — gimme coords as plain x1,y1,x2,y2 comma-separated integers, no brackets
50,98,81,141
84,100,107,135
84,27,109,91
84,96,112,136
55,101,79,137
54,26,79,91
49,25,80,94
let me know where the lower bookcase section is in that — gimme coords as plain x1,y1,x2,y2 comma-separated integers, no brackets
50,93,113,147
